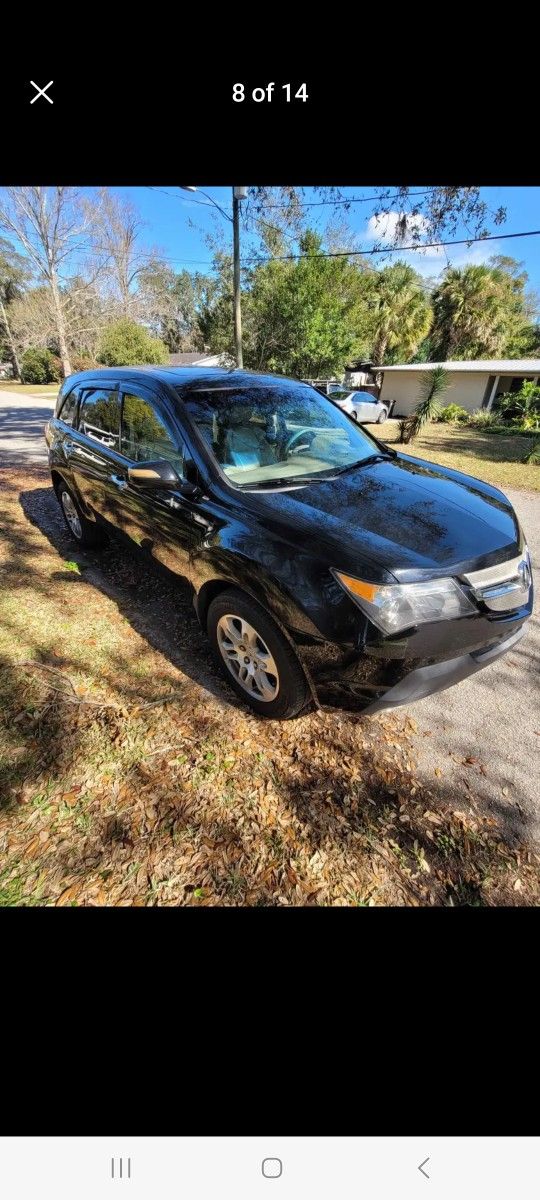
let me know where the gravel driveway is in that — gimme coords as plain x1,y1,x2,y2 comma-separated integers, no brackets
1,388,538,841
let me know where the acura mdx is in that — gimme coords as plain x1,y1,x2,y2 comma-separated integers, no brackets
45,367,533,719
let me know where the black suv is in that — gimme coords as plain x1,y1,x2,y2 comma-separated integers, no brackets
46,367,533,719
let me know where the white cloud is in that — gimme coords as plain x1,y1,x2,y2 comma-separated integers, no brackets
364,211,446,257
363,212,501,280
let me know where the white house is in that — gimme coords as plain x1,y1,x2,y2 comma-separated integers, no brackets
168,351,229,368
378,360,540,417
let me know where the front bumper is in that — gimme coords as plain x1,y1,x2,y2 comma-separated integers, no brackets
361,624,527,714
297,610,531,715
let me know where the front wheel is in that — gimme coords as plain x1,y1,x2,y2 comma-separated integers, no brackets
377,408,388,424
207,588,311,719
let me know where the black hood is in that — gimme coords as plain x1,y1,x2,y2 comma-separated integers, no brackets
238,452,522,582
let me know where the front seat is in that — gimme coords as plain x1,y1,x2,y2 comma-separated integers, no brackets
217,406,279,470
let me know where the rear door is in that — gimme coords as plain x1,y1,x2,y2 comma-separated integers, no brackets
355,395,378,423
66,384,124,523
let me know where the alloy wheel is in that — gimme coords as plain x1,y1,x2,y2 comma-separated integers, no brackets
216,614,280,701
61,490,82,540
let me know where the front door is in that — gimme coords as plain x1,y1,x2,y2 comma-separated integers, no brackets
112,386,203,582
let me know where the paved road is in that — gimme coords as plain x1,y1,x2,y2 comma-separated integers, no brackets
1,388,538,840
0,392,55,464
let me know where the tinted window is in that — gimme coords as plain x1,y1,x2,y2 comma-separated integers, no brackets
121,393,185,472
58,386,79,426
78,389,120,449
181,382,380,487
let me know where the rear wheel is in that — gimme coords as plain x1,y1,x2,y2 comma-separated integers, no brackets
58,482,106,549
377,408,388,424
207,588,310,719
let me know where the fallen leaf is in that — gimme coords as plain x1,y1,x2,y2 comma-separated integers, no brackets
62,789,81,807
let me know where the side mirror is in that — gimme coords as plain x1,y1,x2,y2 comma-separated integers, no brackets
127,459,182,489
127,459,201,497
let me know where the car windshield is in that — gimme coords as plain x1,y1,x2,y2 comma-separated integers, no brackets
180,382,383,486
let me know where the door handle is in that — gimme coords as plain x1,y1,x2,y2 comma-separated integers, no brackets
111,474,128,490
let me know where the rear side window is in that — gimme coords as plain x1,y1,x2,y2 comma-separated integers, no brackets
78,388,120,450
58,386,79,426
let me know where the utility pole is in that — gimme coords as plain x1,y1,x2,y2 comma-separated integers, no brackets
180,185,247,368
232,186,247,368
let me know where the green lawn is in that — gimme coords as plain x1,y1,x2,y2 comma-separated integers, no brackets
369,419,540,493
0,382,59,395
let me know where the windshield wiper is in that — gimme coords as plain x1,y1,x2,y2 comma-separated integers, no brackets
331,452,394,475
239,471,351,490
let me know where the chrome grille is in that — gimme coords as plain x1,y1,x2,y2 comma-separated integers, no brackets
461,548,532,613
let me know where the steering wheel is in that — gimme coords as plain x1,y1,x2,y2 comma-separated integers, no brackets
285,427,316,456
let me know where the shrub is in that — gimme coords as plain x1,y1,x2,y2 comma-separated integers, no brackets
524,441,540,465
49,354,63,382
97,320,169,367
494,381,540,422
20,347,57,385
437,404,469,423
71,354,101,373
518,414,540,432
468,409,499,428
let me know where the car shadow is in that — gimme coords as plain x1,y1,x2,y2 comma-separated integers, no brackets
19,483,235,710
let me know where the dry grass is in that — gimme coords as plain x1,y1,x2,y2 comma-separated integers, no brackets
0,382,58,395
369,419,540,492
1,466,539,906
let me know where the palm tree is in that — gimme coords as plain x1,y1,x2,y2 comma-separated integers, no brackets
370,262,432,365
402,366,451,443
430,264,513,360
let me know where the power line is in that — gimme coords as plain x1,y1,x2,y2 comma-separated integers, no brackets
253,189,435,209
146,185,231,214
147,185,434,213
242,228,540,263
84,227,540,272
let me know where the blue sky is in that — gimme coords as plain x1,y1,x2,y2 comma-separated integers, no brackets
113,186,540,293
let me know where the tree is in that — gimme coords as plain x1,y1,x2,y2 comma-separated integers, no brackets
430,260,536,360
248,186,507,253
0,237,28,379
402,366,451,443
137,263,210,352
200,232,373,378
97,319,168,366
368,262,433,364
8,277,106,362
89,189,152,318
0,187,95,377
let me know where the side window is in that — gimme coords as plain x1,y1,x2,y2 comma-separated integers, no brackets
121,392,185,473
78,389,121,450
58,386,80,427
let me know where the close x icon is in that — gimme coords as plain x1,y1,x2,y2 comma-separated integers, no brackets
29,80,54,104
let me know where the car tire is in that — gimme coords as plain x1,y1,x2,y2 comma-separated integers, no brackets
207,588,311,720
377,409,388,424
57,482,107,549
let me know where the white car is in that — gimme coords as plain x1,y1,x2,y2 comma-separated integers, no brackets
330,389,389,425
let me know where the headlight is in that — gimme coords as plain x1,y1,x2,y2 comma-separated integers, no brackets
333,570,477,634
